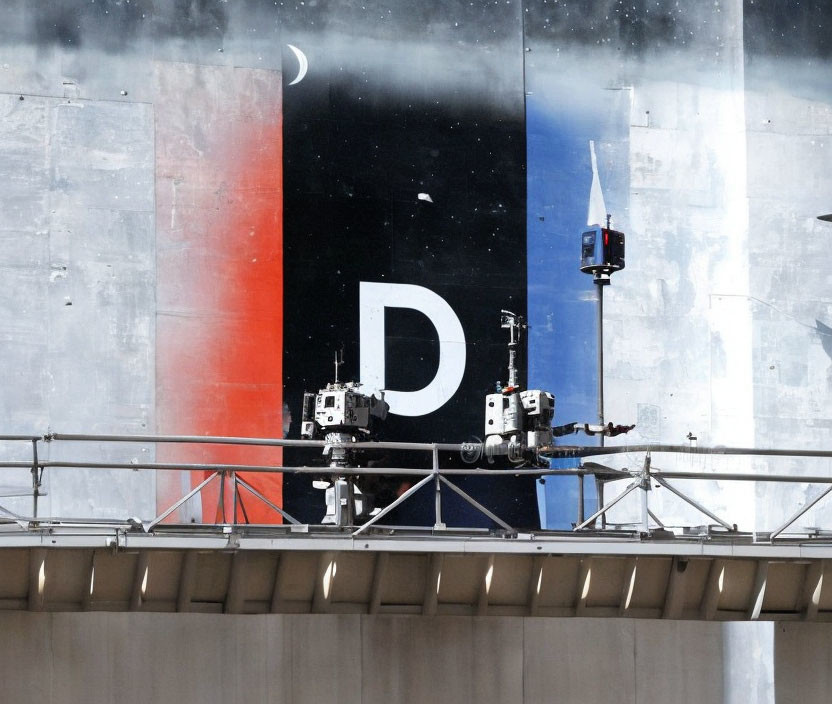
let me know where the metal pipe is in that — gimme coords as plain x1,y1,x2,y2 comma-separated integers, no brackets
31,438,40,519
234,477,251,524
46,432,466,453
653,470,832,483
352,474,435,536
147,472,219,531
231,473,238,525
596,278,605,448
42,432,832,461
432,446,443,530
0,461,594,477
640,454,650,533
545,444,832,459
345,477,356,527
653,477,734,532
0,502,27,520
434,476,443,530
218,470,227,523
647,508,665,529
770,485,832,540
438,475,514,533
9,457,832,485
574,479,641,531
236,476,300,525
596,478,606,529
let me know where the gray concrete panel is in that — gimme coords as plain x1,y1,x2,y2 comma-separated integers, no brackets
723,621,774,704
774,622,832,704
361,616,476,704
634,620,724,704
744,71,832,534
49,613,280,704
472,617,524,703
523,618,636,704
0,93,156,517
0,612,795,704
287,614,361,704
0,94,50,452
41,96,156,519
0,612,51,703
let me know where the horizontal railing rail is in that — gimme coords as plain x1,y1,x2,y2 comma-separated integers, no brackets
0,432,831,541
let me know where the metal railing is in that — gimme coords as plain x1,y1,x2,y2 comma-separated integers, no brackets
1,432,832,541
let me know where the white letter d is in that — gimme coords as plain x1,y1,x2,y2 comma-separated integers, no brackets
360,282,466,417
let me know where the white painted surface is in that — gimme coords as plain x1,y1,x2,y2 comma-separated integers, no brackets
360,281,466,416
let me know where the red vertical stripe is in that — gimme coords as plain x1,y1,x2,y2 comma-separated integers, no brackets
155,64,283,523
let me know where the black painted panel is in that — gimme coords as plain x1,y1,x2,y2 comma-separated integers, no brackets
281,0,533,526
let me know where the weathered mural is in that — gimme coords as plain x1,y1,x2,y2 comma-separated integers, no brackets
0,1,831,537
154,62,284,523
279,3,531,525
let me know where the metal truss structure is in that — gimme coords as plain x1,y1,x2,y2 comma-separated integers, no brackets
2,432,832,620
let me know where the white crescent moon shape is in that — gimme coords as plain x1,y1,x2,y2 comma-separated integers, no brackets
287,44,308,86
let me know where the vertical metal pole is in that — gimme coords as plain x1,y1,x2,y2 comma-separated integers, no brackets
31,439,40,520
236,478,251,525
232,472,238,525
346,477,355,527
577,474,585,524
333,480,343,526
218,471,226,523
432,445,444,530
434,476,443,530
596,277,606,527
598,280,604,431
641,453,651,533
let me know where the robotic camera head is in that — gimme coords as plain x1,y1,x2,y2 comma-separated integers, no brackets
300,351,389,441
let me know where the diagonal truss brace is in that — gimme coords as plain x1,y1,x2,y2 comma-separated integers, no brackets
235,475,301,525
653,476,734,532
438,475,514,533
146,471,220,531
574,478,641,531
770,485,832,540
353,474,435,537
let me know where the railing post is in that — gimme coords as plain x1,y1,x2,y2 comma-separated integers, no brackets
232,471,238,525
31,439,40,520
433,444,444,530
640,453,651,533
218,470,227,523
577,473,585,525
146,471,221,531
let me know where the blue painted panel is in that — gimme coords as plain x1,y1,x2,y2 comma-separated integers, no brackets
526,92,629,528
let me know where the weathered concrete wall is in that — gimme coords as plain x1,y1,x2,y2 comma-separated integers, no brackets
775,622,832,704
524,1,832,534
0,2,827,700
0,2,830,532
0,612,780,704
603,0,757,528
0,92,156,518
743,46,832,532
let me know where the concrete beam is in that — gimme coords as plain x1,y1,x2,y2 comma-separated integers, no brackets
176,552,197,613
700,559,725,620
423,553,443,616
